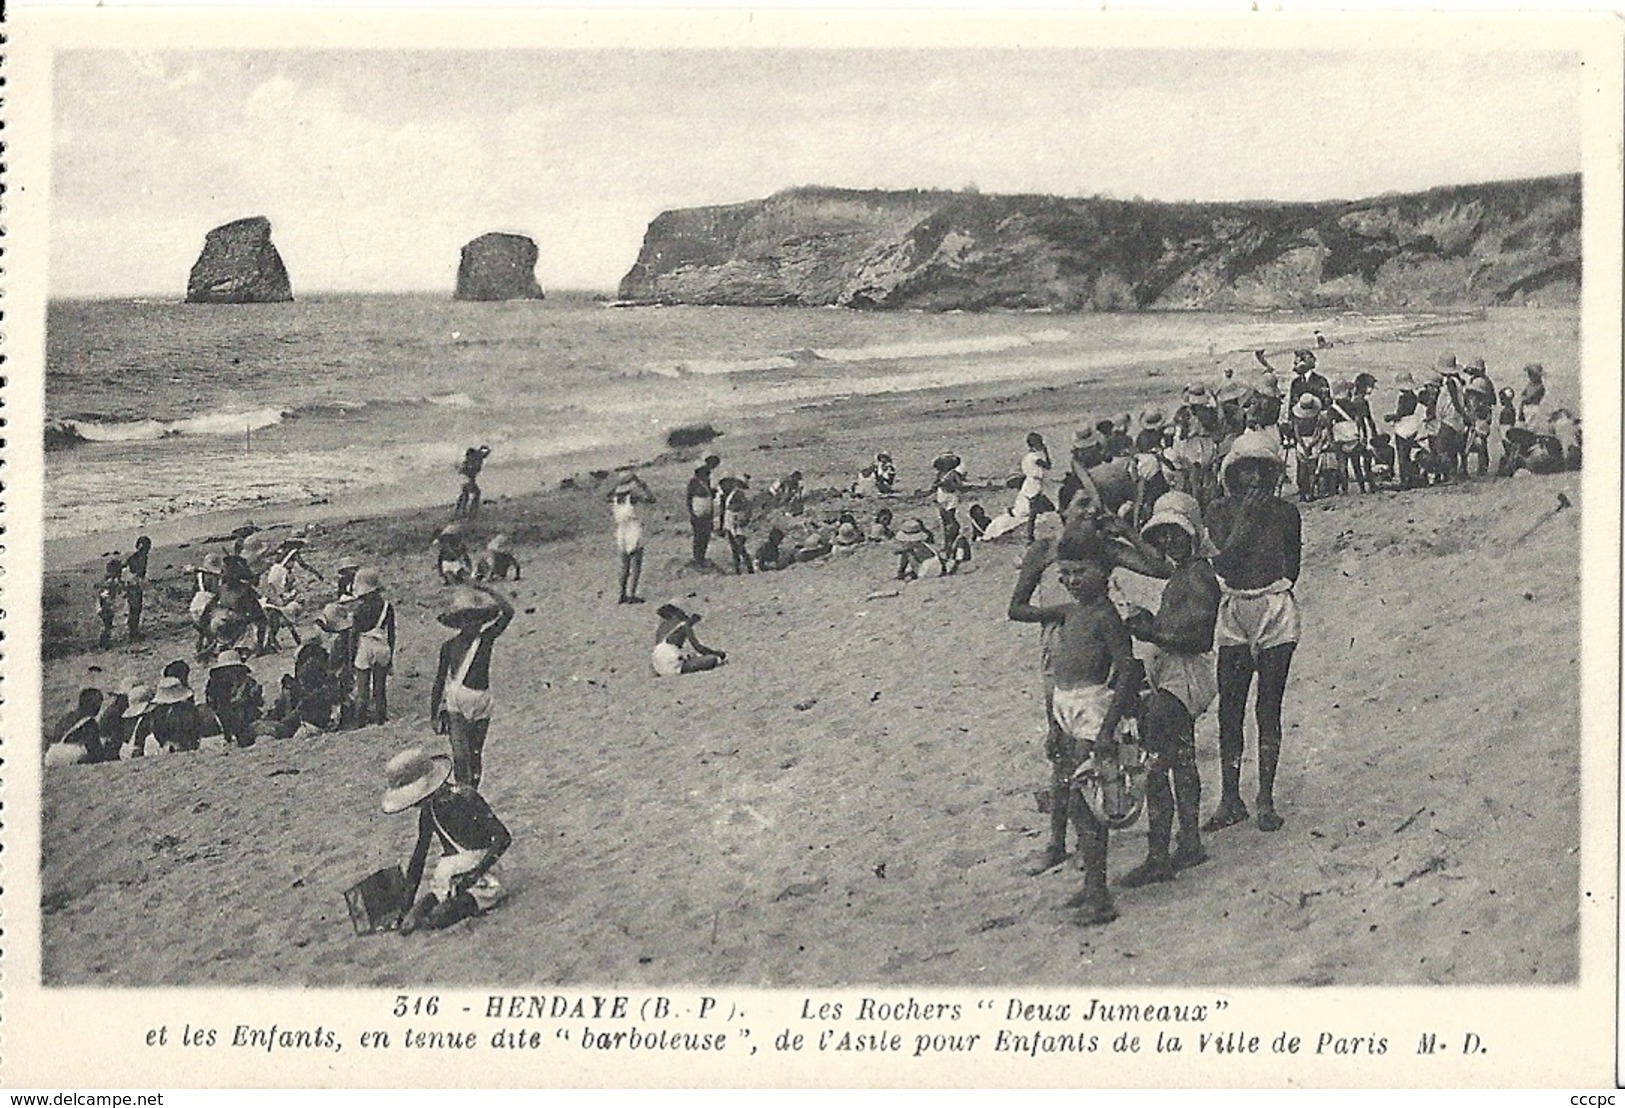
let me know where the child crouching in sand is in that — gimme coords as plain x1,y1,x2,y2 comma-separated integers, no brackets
383,747,512,934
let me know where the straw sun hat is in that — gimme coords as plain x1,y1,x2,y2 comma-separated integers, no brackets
152,676,193,705
437,586,501,629
351,567,383,597
122,684,155,718
380,748,452,814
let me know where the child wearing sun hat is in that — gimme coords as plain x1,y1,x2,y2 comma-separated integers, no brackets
383,746,512,934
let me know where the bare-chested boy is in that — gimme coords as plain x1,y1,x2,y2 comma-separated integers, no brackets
1008,510,1167,876
1038,558,1143,926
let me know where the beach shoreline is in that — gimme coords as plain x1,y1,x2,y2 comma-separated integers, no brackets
41,306,1490,567
36,304,1585,989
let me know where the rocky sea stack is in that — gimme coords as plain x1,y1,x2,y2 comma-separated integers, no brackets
618,175,1581,311
185,216,294,304
455,233,546,301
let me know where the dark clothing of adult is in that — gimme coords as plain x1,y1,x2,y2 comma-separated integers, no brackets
1288,371,1332,409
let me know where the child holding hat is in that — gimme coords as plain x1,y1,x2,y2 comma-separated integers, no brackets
430,581,516,789
383,747,512,934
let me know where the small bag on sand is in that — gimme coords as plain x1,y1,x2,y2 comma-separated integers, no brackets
345,865,411,935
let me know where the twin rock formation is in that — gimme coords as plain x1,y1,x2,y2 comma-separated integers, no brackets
184,220,545,303
188,174,1580,312
617,175,1581,311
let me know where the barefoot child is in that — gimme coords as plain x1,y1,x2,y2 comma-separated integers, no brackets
384,748,512,934
1204,432,1302,834
652,601,727,676
1008,510,1170,876
350,568,396,726
456,445,492,517
1014,557,1143,925
607,471,654,602
430,583,516,790
1118,495,1220,886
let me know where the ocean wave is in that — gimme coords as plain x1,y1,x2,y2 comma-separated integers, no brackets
64,406,287,443
812,329,1072,363
427,391,476,408
644,329,1072,378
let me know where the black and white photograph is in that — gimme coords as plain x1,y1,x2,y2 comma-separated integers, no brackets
6,7,1621,1089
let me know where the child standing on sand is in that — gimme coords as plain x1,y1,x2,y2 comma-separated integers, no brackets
716,475,755,575
456,445,492,517
95,559,125,649
384,747,512,934
350,568,396,726
1019,556,1143,926
124,536,152,642
607,471,654,603
430,583,516,790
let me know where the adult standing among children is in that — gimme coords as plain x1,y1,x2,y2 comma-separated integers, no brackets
350,567,396,727
430,582,516,790
608,470,655,604
1202,431,1302,834
686,455,721,570
1278,348,1332,410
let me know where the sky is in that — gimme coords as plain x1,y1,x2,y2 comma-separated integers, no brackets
50,48,1582,297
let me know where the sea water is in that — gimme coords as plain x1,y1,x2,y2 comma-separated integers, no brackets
44,293,1446,539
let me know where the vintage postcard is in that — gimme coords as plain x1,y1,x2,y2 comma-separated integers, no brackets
3,7,1620,1088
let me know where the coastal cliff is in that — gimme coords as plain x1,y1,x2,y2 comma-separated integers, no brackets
618,176,1580,311
185,217,294,304
455,233,546,301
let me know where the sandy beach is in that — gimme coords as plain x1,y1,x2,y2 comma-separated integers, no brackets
39,308,1583,988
